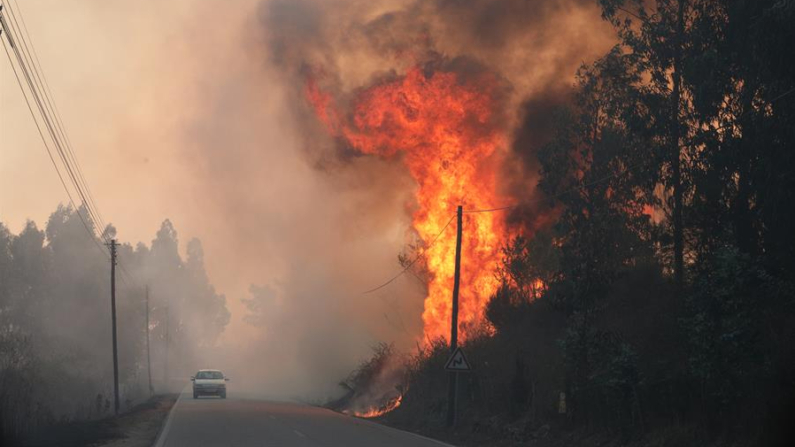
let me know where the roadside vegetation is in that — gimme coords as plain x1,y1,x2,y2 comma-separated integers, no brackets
0,207,229,445
19,394,176,447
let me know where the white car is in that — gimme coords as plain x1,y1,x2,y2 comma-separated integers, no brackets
191,369,229,399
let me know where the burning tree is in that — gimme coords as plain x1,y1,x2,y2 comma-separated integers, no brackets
307,65,514,343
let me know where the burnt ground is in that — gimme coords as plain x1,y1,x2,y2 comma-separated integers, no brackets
18,394,177,447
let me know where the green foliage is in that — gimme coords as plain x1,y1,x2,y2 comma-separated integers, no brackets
683,247,779,405
558,315,641,424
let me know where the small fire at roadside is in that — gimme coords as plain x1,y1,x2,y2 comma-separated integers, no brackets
344,394,404,419
307,65,513,344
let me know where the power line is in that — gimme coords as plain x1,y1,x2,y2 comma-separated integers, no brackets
2,2,108,242
118,262,136,286
1,9,95,225
7,0,109,234
8,0,108,234
462,205,515,214
2,5,133,281
362,214,456,294
769,86,795,104
2,3,147,288
1,36,109,260
461,158,652,216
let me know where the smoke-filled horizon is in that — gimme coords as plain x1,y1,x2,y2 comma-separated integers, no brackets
1,0,617,400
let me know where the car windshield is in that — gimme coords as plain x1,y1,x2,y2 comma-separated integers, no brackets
196,371,223,379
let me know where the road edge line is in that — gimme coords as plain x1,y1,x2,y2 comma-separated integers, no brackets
153,386,187,447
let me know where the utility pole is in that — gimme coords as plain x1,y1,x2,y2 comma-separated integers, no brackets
107,239,120,415
164,305,169,391
446,205,463,427
145,286,153,395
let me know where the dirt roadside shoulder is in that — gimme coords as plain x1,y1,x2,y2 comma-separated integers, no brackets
20,394,177,447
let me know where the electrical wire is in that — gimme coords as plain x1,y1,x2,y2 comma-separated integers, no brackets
362,214,456,294
8,0,109,235
2,2,108,243
1,4,147,283
462,205,515,214
3,2,146,286
2,37,110,261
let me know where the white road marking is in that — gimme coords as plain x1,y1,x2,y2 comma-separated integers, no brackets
293,429,306,438
154,385,189,447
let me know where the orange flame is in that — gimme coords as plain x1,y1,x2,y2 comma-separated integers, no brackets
345,394,404,418
307,67,511,342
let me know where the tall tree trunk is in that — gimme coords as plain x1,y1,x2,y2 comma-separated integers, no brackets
672,0,686,290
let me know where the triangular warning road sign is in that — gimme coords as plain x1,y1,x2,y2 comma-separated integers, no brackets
444,347,472,372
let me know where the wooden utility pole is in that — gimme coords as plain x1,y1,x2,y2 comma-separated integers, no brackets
107,239,120,415
447,205,463,427
164,305,169,391
145,286,153,395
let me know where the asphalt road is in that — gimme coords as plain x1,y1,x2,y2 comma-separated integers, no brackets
155,388,454,447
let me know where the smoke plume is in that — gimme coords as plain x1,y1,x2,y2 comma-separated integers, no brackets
242,0,616,398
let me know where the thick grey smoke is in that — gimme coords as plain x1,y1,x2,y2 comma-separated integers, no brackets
206,0,617,400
